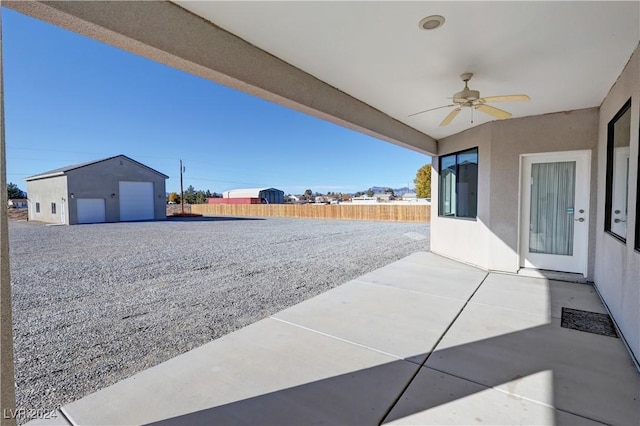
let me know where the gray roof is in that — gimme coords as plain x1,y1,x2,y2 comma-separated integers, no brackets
25,155,168,181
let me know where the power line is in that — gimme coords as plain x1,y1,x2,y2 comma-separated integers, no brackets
7,152,284,177
173,176,263,186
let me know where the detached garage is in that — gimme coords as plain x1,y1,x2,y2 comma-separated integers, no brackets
25,155,168,225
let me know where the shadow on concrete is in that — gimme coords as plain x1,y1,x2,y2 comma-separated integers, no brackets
146,319,637,425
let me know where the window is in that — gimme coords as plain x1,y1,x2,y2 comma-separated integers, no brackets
605,99,631,242
35,202,40,213
51,202,56,215
439,147,478,219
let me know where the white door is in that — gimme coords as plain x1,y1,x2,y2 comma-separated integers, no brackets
520,151,590,275
77,198,106,224
119,181,154,221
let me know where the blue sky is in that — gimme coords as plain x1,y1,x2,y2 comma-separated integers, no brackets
3,8,430,195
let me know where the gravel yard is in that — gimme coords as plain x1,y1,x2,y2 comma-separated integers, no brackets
9,216,429,421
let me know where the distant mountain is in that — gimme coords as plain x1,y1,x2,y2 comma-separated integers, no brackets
366,186,412,195
292,186,413,197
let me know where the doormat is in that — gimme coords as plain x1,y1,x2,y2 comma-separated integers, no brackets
561,307,618,338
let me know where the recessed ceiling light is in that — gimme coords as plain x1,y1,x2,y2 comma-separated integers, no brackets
419,15,445,31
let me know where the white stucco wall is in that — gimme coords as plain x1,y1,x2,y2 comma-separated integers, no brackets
26,175,69,224
594,43,639,364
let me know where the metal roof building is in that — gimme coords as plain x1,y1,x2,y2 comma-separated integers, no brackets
222,188,284,204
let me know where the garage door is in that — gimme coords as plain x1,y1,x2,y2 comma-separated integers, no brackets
77,198,106,224
119,181,154,221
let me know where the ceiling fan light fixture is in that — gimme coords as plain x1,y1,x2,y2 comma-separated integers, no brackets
419,15,445,31
453,89,480,103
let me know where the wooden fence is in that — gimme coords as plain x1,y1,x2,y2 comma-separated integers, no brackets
188,204,430,223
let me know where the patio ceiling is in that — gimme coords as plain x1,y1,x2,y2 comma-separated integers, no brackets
175,1,640,140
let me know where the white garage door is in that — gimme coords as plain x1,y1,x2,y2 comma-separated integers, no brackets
77,198,106,224
119,181,154,221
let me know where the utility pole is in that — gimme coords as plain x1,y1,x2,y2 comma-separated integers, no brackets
180,159,185,215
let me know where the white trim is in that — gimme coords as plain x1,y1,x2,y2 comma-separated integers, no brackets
516,156,524,273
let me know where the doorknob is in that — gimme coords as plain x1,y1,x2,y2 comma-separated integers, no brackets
614,218,626,223
574,218,584,222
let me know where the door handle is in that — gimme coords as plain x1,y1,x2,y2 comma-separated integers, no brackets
574,218,584,222
614,218,626,223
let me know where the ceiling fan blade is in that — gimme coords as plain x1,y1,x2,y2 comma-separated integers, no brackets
440,108,462,126
408,104,456,117
478,94,530,103
475,104,512,120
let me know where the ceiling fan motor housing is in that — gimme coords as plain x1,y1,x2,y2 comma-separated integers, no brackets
453,88,480,104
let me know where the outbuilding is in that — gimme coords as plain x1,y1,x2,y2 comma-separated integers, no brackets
7,199,28,209
222,187,284,204
25,155,168,225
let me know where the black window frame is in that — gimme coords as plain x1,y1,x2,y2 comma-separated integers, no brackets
438,147,479,220
35,202,40,213
51,202,56,215
604,98,632,243
636,112,640,253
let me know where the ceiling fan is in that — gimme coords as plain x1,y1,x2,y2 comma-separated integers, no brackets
409,73,530,126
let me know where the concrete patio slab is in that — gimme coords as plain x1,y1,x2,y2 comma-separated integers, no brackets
398,252,484,272
472,273,607,319
384,366,605,425
273,280,466,364
425,301,640,425
61,318,419,425
355,254,487,301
